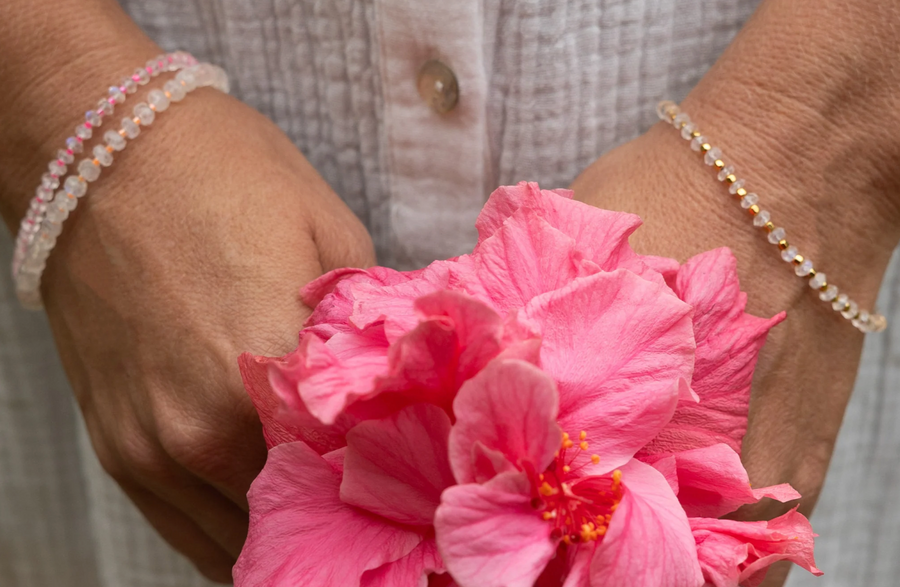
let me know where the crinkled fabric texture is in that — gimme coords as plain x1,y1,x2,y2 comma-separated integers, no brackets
237,183,816,587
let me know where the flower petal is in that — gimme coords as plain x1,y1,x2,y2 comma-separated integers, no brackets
341,404,455,526
234,442,422,587
590,460,703,587
690,509,822,587
361,539,444,587
435,472,556,587
475,182,573,242
641,249,784,456
523,270,695,471
449,359,561,484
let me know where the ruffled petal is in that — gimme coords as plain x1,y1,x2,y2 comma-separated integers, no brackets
690,509,822,587
449,359,561,484
642,249,784,456
435,472,556,587
341,404,455,526
361,539,444,587
590,460,703,587
523,270,695,471
234,443,422,587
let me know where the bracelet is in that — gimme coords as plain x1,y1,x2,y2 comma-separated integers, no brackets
12,51,198,281
656,100,886,334
13,60,230,310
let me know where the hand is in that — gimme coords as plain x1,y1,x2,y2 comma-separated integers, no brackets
38,89,374,581
572,2,900,584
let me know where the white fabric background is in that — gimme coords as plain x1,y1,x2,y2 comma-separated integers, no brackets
0,1,895,585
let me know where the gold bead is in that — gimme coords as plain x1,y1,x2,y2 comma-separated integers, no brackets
748,204,760,215
725,174,737,184
735,188,747,197
809,268,817,278
691,130,702,138
778,239,789,250
764,221,775,232
700,143,712,152
819,281,829,291
714,160,725,169
792,255,804,265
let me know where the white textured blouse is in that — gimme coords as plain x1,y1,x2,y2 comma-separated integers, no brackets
1,1,897,586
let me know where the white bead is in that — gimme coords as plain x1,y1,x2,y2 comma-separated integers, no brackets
58,191,77,211
121,117,140,139
109,86,126,104
740,193,759,209
135,68,150,85
85,110,102,126
41,173,60,190
852,310,870,329
104,130,126,151
148,89,170,112
656,101,678,121
146,59,161,77
175,69,197,92
767,227,786,244
35,186,53,202
728,179,746,194
753,210,771,227
673,112,691,129
164,79,186,102
57,148,74,164
794,259,813,276
99,97,114,116
781,245,799,262
681,122,698,140
48,159,66,176
809,272,827,289
866,314,887,333
690,135,707,152
78,159,100,182
75,124,92,140
93,145,113,167
832,293,849,312
819,284,839,302
121,76,138,94
43,219,63,238
704,147,723,166
66,136,83,154
46,204,69,223
64,175,87,197
717,166,735,182
841,300,859,319
134,103,155,125
191,63,216,87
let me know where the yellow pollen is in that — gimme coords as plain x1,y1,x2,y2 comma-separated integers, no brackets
542,512,555,520
562,535,571,545
539,473,545,481
563,439,575,449
579,441,589,450
591,454,600,464
563,465,571,473
562,432,570,441
612,470,622,483
579,431,587,441
539,482,557,497
596,525,607,536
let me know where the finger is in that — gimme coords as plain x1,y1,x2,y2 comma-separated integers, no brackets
120,482,236,584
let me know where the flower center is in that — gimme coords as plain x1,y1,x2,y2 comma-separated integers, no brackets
529,431,623,545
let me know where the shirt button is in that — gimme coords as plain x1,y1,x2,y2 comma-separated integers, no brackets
417,60,459,114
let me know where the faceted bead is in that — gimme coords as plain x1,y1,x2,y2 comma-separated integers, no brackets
728,179,746,194
109,86,126,104
191,63,216,87
48,159,66,176
41,173,60,190
852,310,870,329
43,219,63,238
175,69,197,92
794,259,813,277
98,97,113,116
121,117,140,139
134,103,155,126
121,76,138,94
753,210,771,227
148,89,170,112
681,122,698,140
690,135,707,152
146,59,161,77
58,191,78,210
717,166,735,182
164,79,186,102
46,204,69,223
782,245,799,262
767,227,786,244
35,185,53,202
210,67,229,93
75,124,92,140
740,193,759,209
656,101,678,121
704,147,723,166
809,272,827,289
93,144,113,167
78,159,101,182
66,136,83,154
819,284,839,302
57,148,74,164
85,110,102,126
867,314,888,333
673,112,691,129
841,300,859,319
64,175,87,197
104,130,126,151
135,67,151,85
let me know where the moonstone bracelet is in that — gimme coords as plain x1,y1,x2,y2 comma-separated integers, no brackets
13,61,230,310
656,101,886,333
12,51,199,280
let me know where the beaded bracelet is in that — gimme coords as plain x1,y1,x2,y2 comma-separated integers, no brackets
13,60,230,310
12,52,199,281
656,101,886,333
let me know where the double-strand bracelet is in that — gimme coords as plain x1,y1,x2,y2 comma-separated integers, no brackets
656,101,886,333
12,56,230,310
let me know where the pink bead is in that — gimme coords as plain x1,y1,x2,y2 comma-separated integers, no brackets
107,96,116,104
132,74,141,82
66,148,73,155
84,122,92,130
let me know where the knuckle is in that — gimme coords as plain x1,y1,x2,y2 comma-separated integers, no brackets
116,427,165,477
